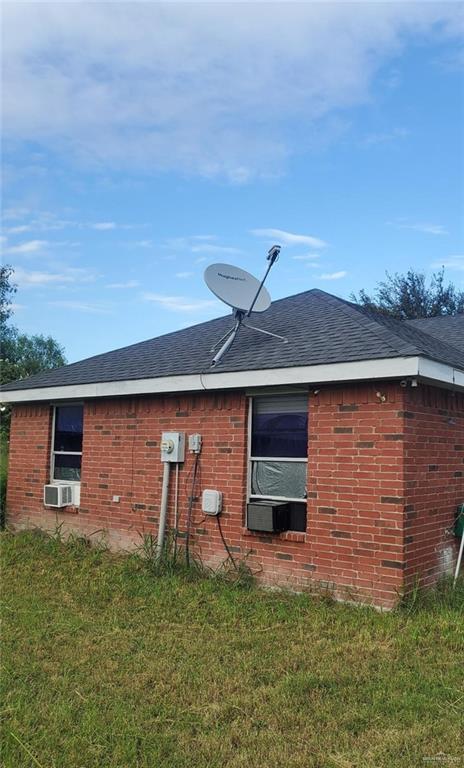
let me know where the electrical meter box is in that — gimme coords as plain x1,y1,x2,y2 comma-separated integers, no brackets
160,432,185,463
202,489,222,516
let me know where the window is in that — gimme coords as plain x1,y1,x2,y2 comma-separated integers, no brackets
51,405,83,482
249,394,308,531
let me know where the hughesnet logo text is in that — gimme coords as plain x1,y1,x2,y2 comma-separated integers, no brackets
218,272,245,281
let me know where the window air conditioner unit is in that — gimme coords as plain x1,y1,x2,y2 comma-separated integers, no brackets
247,501,289,533
44,484,73,508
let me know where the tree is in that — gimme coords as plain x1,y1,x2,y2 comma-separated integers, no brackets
0,266,67,520
1,265,66,385
1,331,66,386
1,266,66,433
351,268,464,320
0,264,17,330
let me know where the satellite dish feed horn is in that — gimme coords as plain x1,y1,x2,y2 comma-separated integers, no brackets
247,244,281,316
204,245,286,367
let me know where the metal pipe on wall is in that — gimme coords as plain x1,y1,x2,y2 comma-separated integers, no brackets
156,461,171,560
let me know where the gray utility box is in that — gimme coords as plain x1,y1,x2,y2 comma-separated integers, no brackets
247,501,289,533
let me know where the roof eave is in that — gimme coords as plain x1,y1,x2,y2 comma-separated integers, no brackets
1,356,463,404
417,357,464,391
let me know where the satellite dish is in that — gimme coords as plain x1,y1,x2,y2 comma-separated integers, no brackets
204,263,271,313
204,245,287,367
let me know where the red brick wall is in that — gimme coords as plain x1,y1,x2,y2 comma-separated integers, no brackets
7,404,54,529
6,382,464,608
78,393,249,554
306,383,406,607
403,386,464,588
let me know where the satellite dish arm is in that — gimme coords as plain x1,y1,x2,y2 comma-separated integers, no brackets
246,244,280,317
211,312,243,367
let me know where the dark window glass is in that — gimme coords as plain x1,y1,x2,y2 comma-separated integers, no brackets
54,453,81,481
54,406,83,453
251,396,308,458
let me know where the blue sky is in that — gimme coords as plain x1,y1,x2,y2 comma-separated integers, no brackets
2,2,463,363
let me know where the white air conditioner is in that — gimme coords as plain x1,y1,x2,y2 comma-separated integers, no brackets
43,484,74,507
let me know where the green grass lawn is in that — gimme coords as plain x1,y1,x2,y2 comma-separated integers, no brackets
1,531,463,768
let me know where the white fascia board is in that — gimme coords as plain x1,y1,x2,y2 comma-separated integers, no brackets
418,357,464,391
0,356,421,403
454,369,464,389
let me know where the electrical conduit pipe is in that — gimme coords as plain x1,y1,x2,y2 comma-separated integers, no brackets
156,461,171,561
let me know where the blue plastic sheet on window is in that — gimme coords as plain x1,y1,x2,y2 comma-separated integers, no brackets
251,461,306,499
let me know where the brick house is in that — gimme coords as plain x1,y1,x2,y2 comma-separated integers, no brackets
2,289,463,608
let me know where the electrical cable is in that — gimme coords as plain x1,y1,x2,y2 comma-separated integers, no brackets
216,514,238,571
185,453,200,567
173,463,179,556
199,370,208,390
183,457,205,527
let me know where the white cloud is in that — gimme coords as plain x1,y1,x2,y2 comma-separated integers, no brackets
143,292,219,312
292,253,321,261
413,224,448,236
318,271,347,280
132,240,153,248
175,272,194,279
3,3,461,180
392,220,449,235
91,222,117,231
107,279,139,288
191,244,241,255
362,127,410,145
163,235,220,252
6,211,75,232
2,206,31,221
1,209,134,234
14,266,97,286
4,224,32,235
3,239,49,255
48,300,111,314
252,228,328,249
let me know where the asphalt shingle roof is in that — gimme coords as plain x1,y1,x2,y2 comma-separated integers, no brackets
407,315,464,353
2,289,464,392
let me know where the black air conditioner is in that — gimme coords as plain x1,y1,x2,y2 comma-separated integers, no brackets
247,501,289,533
